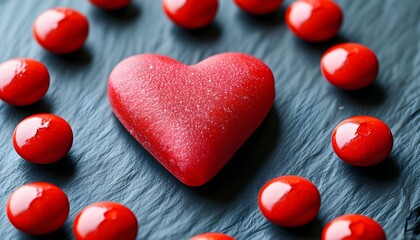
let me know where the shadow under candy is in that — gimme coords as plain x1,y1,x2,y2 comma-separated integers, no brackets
235,7,285,29
193,108,281,203
18,155,77,185
89,3,141,24
331,82,386,108
170,22,222,44
21,227,72,240
1,98,53,123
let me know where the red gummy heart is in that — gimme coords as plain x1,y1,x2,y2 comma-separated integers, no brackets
108,53,275,186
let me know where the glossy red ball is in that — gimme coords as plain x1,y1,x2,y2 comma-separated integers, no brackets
0,58,49,106
321,43,379,90
332,116,393,166
163,0,218,29
89,0,132,10
258,175,321,227
13,113,73,164
234,0,283,15
6,182,69,235
190,233,235,240
322,214,386,240
286,0,343,42
73,202,138,240
33,8,89,54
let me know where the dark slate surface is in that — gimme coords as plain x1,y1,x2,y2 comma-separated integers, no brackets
0,0,419,239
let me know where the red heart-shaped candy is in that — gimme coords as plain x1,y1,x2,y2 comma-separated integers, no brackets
108,53,275,186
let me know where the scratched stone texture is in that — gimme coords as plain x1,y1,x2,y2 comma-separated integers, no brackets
0,0,419,239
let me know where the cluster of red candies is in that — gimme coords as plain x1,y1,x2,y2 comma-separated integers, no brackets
2,2,136,240
162,0,393,238
0,0,395,239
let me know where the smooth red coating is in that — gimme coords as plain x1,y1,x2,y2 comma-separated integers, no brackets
6,182,69,235
163,0,218,29
0,58,49,106
321,43,379,90
89,0,132,10
33,8,89,54
258,175,321,227
190,232,235,240
73,202,138,240
13,113,73,164
234,0,283,15
286,0,343,42
332,116,393,166
322,214,386,240
108,53,275,186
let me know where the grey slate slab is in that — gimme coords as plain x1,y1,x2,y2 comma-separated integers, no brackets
0,0,419,239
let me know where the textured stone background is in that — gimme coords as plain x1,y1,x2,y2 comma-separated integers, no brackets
0,0,419,239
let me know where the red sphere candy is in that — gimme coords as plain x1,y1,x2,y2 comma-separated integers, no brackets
73,202,138,240
322,214,386,240
163,0,218,29
0,58,49,106
190,233,235,240
286,0,343,42
321,43,379,90
258,175,321,227
13,113,73,164
332,116,393,166
33,8,89,54
89,0,132,10
234,0,283,15
7,182,69,235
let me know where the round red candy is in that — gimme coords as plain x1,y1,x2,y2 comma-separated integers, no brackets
7,182,69,235
33,8,89,54
234,0,283,15
286,0,343,42
73,202,138,240
163,0,218,29
322,214,386,240
321,43,379,90
13,113,73,164
89,0,132,10
258,175,321,227
0,58,49,106
332,116,393,166
190,233,235,240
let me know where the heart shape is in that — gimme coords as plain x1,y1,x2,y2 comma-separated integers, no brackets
108,53,275,186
